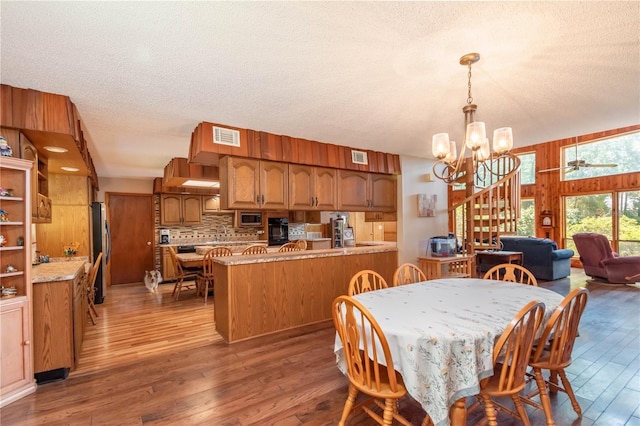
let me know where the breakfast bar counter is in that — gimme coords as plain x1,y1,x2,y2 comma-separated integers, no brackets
213,244,398,343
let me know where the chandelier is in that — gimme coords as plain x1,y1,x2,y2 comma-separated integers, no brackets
432,53,517,187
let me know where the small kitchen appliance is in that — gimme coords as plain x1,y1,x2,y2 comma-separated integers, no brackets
268,217,289,246
159,229,170,244
330,217,345,248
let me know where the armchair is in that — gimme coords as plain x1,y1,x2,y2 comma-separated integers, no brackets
573,233,640,284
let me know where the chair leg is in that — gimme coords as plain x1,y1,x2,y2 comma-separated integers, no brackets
481,395,499,426
382,398,395,426
338,384,358,426
174,278,184,301
511,394,531,426
87,305,97,325
203,279,211,305
558,369,582,417
533,368,556,426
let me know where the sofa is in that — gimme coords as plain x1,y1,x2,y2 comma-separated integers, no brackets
487,236,574,281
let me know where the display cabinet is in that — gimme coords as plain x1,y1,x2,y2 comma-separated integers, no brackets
0,156,36,408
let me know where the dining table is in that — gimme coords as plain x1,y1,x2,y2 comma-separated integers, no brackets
334,278,565,426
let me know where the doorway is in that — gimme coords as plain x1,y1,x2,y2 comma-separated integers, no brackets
106,193,155,285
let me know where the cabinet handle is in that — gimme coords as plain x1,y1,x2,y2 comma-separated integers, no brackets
257,195,261,203
261,195,265,204
315,197,318,206
310,197,314,206
23,340,30,346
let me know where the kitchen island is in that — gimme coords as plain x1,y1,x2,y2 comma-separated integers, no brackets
211,244,397,342
32,260,88,381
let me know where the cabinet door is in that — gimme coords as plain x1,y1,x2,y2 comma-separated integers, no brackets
288,165,314,210
337,170,370,210
160,194,182,225
313,167,337,210
161,247,177,280
202,196,231,213
181,195,202,225
222,157,261,209
370,174,397,212
260,160,288,209
0,299,32,394
33,280,74,373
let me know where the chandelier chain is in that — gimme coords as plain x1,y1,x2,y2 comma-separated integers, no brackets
467,62,473,105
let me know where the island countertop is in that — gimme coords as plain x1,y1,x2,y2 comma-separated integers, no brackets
32,260,86,283
213,243,397,266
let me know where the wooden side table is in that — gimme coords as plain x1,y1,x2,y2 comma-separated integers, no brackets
417,254,475,280
475,250,523,277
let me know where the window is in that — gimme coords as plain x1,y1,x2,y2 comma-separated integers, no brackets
564,194,613,253
516,199,535,236
618,190,640,256
563,132,640,181
517,153,536,185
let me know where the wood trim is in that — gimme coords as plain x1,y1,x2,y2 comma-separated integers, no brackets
189,121,402,175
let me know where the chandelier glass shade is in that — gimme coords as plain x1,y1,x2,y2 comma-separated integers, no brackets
432,53,517,186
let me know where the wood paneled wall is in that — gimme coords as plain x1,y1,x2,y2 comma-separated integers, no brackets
36,173,90,257
450,124,640,246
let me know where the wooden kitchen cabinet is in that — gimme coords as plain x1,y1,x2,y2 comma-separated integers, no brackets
337,170,397,212
365,211,398,222
160,194,202,225
0,298,35,408
220,156,288,210
0,157,35,408
288,165,337,210
161,247,177,280
202,195,232,213
19,133,52,223
33,267,85,377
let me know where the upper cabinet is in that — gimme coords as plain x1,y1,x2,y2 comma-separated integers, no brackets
220,157,288,210
160,194,202,225
19,133,51,223
338,171,397,212
289,165,337,211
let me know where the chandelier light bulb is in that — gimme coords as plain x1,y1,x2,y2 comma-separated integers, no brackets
476,139,491,161
493,127,514,154
432,133,451,159
465,122,487,150
445,140,458,163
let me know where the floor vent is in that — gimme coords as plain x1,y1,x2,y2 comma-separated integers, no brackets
213,126,241,147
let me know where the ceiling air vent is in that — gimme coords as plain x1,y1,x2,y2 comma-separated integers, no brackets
351,150,368,165
213,126,241,147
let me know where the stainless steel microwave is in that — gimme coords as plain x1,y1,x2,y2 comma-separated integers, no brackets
238,211,263,226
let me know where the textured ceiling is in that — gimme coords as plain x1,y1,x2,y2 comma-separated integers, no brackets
1,2,638,180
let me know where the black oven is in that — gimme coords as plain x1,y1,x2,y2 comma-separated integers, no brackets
268,217,289,246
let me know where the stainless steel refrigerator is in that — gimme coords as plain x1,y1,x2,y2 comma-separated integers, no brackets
91,202,111,304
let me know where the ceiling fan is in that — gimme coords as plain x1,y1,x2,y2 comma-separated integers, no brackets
538,137,618,174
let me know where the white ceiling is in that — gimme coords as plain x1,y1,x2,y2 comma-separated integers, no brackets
1,2,638,180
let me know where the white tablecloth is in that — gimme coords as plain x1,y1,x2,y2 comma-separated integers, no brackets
334,278,564,426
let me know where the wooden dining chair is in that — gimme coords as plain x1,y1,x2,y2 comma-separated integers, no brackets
521,287,589,425
86,252,103,325
168,246,199,301
483,263,538,286
392,263,426,286
348,270,388,296
241,244,268,255
474,300,545,426
332,295,430,426
278,242,300,252
197,246,233,305
294,239,308,250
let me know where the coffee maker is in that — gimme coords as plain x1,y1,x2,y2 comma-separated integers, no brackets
159,229,170,245
330,217,345,248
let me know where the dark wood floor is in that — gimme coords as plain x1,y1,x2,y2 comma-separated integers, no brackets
2,270,639,425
